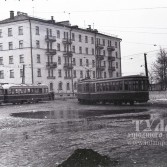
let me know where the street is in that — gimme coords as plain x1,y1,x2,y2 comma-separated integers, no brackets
0,99,167,167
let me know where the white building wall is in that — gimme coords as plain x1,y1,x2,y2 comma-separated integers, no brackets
0,12,122,95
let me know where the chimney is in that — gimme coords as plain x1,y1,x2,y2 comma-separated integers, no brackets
10,11,14,19
51,16,54,20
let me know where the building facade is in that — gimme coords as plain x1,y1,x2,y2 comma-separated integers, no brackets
0,11,122,95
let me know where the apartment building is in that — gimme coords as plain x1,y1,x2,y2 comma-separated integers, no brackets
0,11,122,95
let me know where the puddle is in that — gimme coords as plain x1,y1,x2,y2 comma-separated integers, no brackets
10,109,149,120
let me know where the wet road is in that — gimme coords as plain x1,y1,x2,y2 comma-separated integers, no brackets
0,99,167,167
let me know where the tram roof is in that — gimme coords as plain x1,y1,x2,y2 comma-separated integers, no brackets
1,83,48,89
78,75,148,83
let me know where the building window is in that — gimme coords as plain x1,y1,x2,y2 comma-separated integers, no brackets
58,69,62,77
64,32,68,39
0,70,4,79
116,52,118,58
58,82,62,90
66,83,70,90
86,59,89,67
9,56,13,64
79,47,82,54
103,50,105,56
37,68,41,77
73,70,76,78
10,70,14,78
0,57,3,65
19,40,23,49
72,46,75,53
8,28,12,36
116,72,119,77
93,71,95,78
79,34,82,42
74,82,77,90
20,69,23,77
85,36,88,43
104,72,106,78
37,54,40,63
92,60,95,67
0,43,3,50
103,39,105,46
57,30,60,38
86,47,88,54
80,59,82,66
72,33,75,41
36,40,40,48
18,26,23,35
58,56,61,65
20,55,24,63
9,42,13,50
92,48,94,55
80,71,83,78
116,62,118,68
104,61,106,67
36,26,39,35
50,83,53,91
48,69,54,77
91,37,94,44
57,43,60,51
0,29,2,37
115,42,117,48
73,58,76,65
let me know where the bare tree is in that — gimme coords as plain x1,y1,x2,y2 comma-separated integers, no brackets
152,48,167,90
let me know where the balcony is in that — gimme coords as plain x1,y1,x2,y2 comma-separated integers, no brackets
64,76,72,79
96,65,105,71
62,38,72,45
107,45,115,51
46,49,57,55
64,63,73,69
47,76,56,79
108,66,115,71
96,43,104,49
45,35,56,42
63,51,73,57
108,56,115,61
96,54,105,60
46,62,57,68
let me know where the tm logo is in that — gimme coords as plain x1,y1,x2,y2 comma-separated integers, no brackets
132,119,167,132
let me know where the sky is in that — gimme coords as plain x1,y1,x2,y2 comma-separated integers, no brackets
1,0,167,76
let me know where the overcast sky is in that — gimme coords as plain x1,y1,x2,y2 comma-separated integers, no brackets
1,0,167,76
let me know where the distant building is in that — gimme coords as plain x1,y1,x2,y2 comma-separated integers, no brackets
0,11,122,95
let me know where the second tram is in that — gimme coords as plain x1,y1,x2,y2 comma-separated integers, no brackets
77,75,149,105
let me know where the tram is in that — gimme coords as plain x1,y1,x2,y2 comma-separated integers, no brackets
0,85,4,104
1,84,51,104
77,75,149,105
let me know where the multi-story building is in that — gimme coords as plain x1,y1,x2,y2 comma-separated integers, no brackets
0,11,122,95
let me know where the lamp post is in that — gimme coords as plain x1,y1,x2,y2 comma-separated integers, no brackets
144,53,148,77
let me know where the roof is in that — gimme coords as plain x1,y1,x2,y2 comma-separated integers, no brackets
78,75,148,83
0,11,121,40
2,83,48,89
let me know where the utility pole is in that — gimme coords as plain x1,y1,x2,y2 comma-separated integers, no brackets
144,53,148,77
22,64,25,84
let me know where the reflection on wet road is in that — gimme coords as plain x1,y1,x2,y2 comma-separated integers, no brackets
0,99,167,167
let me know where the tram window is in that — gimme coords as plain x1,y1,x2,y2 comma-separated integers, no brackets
124,81,128,90
97,83,100,92
109,82,112,91
92,83,95,92
112,82,115,91
119,81,123,90
106,82,109,91
86,83,89,92
0,89,3,95
100,83,103,91
103,83,106,91
27,89,30,93
39,88,42,93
